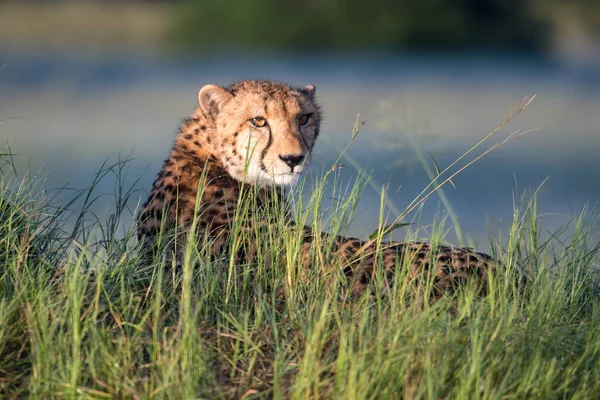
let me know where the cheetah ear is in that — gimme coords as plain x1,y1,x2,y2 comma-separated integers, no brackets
300,85,316,98
198,84,233,118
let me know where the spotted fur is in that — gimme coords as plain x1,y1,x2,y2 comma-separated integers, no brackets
138,79,495,298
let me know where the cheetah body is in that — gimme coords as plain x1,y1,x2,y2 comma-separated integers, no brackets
138,80,493,296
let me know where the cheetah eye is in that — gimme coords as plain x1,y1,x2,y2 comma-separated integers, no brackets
298,114,310,126
250,117,267,128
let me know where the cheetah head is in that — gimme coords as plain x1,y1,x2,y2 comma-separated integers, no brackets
197,80,320,186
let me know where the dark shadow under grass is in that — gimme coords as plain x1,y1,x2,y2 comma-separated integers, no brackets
1,150,599,399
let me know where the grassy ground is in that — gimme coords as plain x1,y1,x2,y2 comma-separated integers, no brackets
0,141,599,399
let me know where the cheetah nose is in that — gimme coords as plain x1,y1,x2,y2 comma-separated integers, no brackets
279,154,305,169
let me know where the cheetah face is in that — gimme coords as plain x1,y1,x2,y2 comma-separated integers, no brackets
198,80,320,186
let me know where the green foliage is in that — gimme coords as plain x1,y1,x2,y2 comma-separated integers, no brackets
1,148,599,398
169,0,550,52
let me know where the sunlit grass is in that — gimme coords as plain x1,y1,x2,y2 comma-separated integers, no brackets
1,104,600,398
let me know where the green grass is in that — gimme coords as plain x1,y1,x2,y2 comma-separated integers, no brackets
1,113,599,398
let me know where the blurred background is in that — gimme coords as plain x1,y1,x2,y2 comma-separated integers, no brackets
0,0,599,249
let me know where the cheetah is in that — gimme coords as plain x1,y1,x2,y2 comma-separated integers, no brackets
137,80,496,298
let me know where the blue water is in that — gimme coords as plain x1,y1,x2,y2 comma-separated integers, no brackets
1,50,598,251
